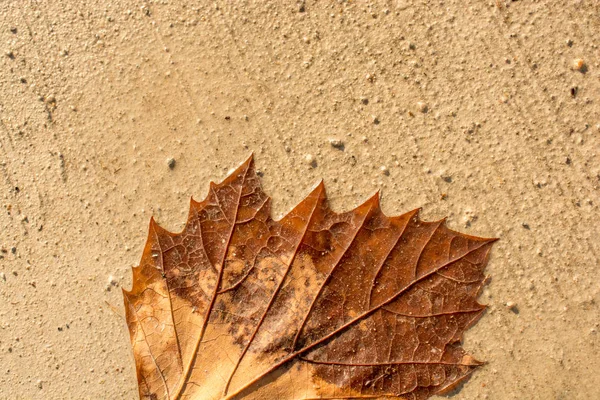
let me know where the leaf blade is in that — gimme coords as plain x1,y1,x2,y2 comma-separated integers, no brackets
124,156,497,400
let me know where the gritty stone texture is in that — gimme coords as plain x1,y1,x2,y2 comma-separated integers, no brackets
0,1,599,399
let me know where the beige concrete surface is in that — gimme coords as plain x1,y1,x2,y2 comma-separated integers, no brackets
0,1,599,399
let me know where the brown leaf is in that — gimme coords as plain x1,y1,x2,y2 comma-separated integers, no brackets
123,155,496,400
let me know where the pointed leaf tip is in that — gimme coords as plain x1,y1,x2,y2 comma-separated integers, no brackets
313,180,326,195
241,152,255,169
366,189,381,209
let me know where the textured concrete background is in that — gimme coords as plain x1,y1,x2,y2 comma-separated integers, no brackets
0,0,598,398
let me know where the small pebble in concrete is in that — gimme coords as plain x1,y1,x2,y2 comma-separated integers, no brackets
417,101,428,113
328,138,344,150
572,58,586,72
304,154,316,168
105,275,119,291
167,158,176,169
506,301,519,313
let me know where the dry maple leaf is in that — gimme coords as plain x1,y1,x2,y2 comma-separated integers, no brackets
123,155,496,400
